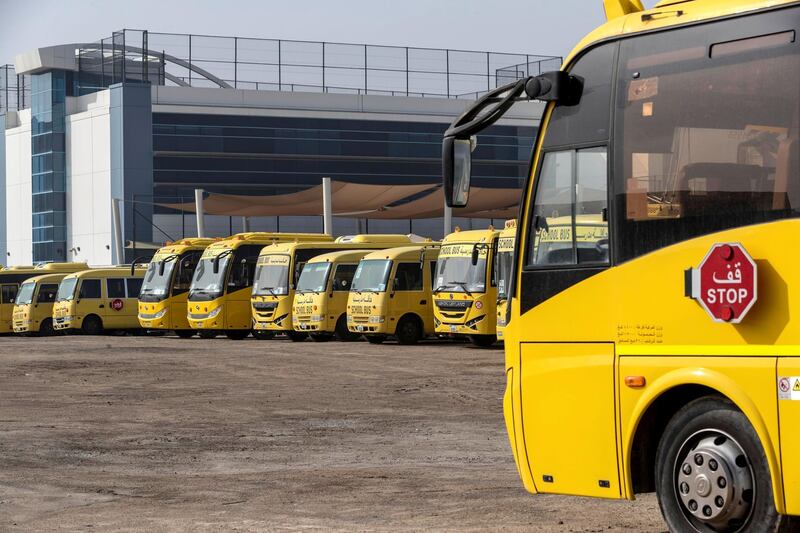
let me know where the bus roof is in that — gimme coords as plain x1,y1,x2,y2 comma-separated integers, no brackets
204,232,332,254
153,238,217,256
307,249,378,264
568,0,794,67
334,234,412,244
258,235,417,255
1,262,88,274
360,244,441,262
442,228,500,245
19,272,77,285
62,267,147,279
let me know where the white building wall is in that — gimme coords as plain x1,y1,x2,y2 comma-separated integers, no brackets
5,109,32,266
65,90,113,266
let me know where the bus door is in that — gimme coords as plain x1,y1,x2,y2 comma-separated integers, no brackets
518,43,620,498
171,251,200,319
225,245,262,329
390,262,426,328
77,279,103,323
1,283,19,330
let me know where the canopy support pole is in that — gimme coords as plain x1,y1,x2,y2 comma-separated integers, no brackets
111,198,124,265
195,189,206,238
443,201,452,237
242,216,250,232
322,177,333,236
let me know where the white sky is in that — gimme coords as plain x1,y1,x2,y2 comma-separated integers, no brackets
0,0,660,65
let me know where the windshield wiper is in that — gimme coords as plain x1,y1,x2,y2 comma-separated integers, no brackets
452,281,473,297
433,284,452,294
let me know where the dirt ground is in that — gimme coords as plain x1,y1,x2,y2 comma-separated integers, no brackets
0,334,666,532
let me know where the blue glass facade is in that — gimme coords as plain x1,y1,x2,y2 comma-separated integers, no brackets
30,71,71,262
152,113,535,204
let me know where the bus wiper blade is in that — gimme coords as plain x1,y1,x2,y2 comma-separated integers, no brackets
433,284,452,293
452,282,473,297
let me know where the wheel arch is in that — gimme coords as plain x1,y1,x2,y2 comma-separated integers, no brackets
624,368,785,514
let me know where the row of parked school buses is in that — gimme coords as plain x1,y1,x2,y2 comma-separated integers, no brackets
0,221,520,346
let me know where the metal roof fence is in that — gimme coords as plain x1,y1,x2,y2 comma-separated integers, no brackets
0,64,30,115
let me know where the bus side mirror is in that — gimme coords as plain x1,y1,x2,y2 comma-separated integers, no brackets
213,257,220,274
471,245,480,266
159,261,166,276
443,136,475,208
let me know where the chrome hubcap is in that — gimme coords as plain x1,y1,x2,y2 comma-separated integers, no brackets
675,431,754,531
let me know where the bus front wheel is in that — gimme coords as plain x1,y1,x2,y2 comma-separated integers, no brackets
468,334,496,348
252,330,276,340
82,315,103,336
39,318,55,337
655,396,796,532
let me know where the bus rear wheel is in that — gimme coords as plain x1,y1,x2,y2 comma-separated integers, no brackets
287,331,307,342
252,330,276,340
468,334,496,348
225,330,250,340
175,330,195,339
198,330,218,339
655,396,796,532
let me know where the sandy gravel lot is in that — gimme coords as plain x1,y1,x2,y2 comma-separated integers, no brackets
0,334,665,531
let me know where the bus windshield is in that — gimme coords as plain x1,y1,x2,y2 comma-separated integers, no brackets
252,255,290,296
15,282,36,305
139,258,176,302
296,263,331,293
56,278,78,302
434,255,487,294
189,256,229,300
351,260,392,292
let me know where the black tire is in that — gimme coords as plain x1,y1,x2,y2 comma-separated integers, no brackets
81,315,103,336
287,331,307,342
39,318,55,337
225,330,250,340
175,330,195,339
334,315,359,342
309,333,332,342
469,334,496,347
252,330,276,340
395,315,422,345
655,396,798,532
366,335,386,345
198,330,218,339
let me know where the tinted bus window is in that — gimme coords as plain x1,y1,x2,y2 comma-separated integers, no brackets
614,9,800,261
79,279,102,299
37,284,59,303
394,263,424,291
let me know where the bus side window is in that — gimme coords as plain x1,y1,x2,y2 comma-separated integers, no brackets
394,263,423,291
229,245,262,290
2,284,18,304
78,279,101,299
173,252,200,295
332,264,357,291
37,284,58,303
107,278,126,299
428,261,436,288
528,148,609,266
126,278,143,298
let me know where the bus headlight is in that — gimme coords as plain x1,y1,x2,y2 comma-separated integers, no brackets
153,308,167,319
310,314,322,322
347,314,354,323
368,316,385,323
208,307,222,319
465,315,485,329
497,316,507,327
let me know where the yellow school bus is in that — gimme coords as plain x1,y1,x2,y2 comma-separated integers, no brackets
251,234,414,341
432,227,499,347
187,232,329,340
495,220,516,342
292,249,375,341
347,244,440,344
13,269,89,335
137,238,216,337
53,267,146,334
441,0,800,529
0,263,88,334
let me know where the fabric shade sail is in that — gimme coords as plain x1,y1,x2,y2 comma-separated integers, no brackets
158,182,521,219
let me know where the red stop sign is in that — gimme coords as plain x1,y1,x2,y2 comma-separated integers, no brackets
690,243,757,323
111,298,124,311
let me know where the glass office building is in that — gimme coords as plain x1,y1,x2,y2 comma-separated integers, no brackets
1,30,555,265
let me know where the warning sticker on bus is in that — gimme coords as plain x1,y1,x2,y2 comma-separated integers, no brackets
778,377,800,401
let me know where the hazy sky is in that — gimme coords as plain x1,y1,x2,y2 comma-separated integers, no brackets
0,0,660,65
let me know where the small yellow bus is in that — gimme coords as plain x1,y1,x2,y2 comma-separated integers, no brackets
347,244,440,344
138,238,216,337
13,269,88,335
433,227,500,347
187,232,330,340
53,267,146,334
292,250,373,341
251,234,414,341
0,263,88,334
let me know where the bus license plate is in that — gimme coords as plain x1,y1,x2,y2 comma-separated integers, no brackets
450,325,457,333
357,325,364,332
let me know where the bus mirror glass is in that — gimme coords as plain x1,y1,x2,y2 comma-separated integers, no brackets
443,136,474,207
159,261,166,276
471,245,480,266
